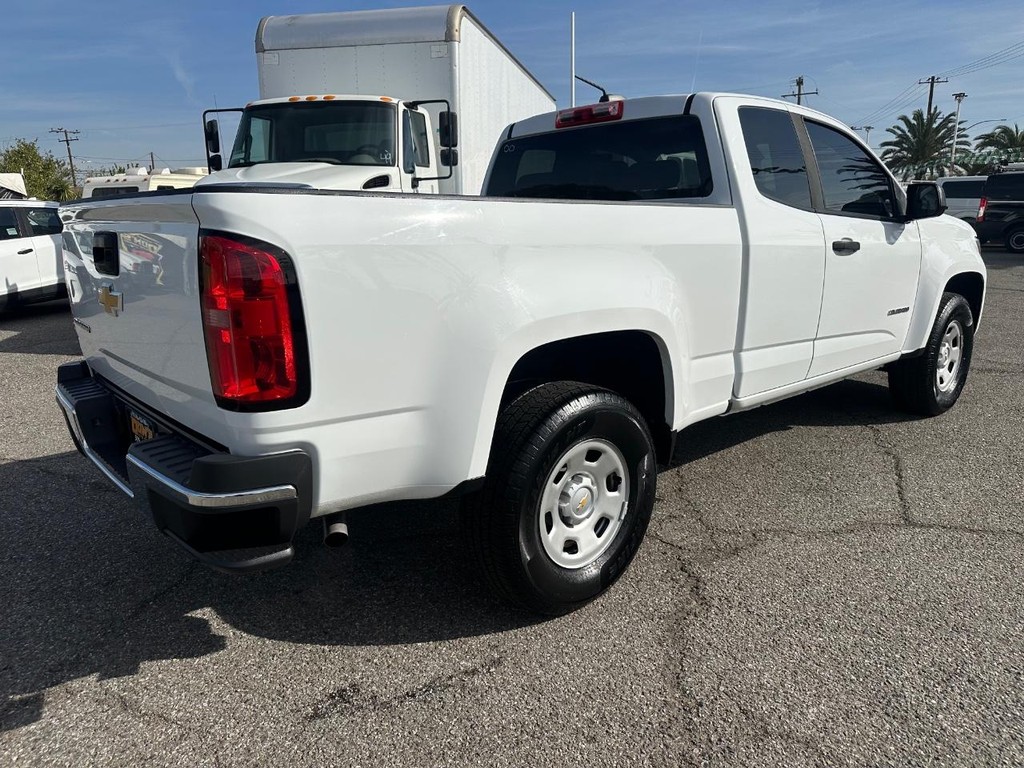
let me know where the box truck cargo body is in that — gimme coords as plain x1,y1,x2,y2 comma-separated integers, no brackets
250,4,555,194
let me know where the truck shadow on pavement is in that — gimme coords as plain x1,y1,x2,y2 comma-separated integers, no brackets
0,374,909,732
0,300,79,356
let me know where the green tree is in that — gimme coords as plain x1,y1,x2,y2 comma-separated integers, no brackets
974,123,1024,165
879,109,971,180
0,139,75,200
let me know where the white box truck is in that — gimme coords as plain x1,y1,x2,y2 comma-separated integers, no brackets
202,4,555,195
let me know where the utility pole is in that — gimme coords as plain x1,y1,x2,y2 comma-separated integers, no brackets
49,127,80,187
782,75,818,105
918,76,949,116
950,92,967,168
570,11,576,107
149,152,156,173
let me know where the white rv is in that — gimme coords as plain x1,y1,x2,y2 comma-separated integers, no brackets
81,167,207,199
202,4,555,195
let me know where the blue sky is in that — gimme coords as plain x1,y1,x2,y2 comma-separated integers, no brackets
2,0,1023,178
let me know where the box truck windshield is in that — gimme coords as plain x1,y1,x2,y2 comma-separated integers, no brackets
229,101,397,168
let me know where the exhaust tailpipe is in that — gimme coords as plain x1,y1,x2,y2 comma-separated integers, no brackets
323,512,349,548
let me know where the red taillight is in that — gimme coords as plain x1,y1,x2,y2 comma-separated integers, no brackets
977,196,987,223
200,234,301,407
555,100,624,129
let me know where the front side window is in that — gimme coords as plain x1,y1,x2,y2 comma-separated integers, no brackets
25,207,62,236
0,207,22,240
485,115,713,201
738,106,812,209
229,102,397,168
409,110,431,168
806,121,896,219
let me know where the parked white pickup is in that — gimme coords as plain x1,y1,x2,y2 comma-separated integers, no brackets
57,93,985,614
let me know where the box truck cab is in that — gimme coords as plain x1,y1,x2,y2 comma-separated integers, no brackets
200,4,554,195
203,94,456,194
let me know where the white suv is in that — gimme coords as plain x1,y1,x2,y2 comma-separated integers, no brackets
935,176,987,224
0,200,64,310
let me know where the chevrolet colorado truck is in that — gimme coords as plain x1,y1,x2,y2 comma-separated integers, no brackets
56,94,986,615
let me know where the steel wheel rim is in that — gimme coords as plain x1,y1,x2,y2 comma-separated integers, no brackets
935,319,964,393
1011,231,1024,251
538,438,630,570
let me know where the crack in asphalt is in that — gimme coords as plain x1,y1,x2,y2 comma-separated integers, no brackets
306,654,504,722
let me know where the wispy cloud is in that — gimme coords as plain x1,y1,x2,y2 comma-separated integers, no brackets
165,51,197,104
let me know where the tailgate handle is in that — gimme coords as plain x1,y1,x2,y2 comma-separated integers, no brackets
93,232,120,277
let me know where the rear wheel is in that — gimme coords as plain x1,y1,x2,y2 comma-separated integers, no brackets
1006,226,1024,254
888,292,974,416
463,382,657,615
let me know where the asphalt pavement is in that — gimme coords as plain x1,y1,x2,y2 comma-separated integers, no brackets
1,248,1022,767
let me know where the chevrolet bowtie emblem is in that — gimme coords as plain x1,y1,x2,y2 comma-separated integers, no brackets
98,285,123,317
577,494,588,511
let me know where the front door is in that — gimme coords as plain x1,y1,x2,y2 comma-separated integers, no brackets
23,206,64,289
802,120,921,377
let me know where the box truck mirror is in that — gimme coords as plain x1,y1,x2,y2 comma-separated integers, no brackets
440,148,459,167
439,111,458,148
205,120,221,155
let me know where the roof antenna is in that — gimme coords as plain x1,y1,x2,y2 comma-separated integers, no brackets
574,74,623,103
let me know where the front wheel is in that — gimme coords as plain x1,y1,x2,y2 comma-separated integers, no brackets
463,382,657,615
888,292,975,416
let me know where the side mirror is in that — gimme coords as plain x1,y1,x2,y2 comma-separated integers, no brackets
905,182,947,220
204,119,221,155
439,111,458,148
440,148,459,167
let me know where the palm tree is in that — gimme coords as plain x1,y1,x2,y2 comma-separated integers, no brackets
879,108,971,180
975,123,1024,165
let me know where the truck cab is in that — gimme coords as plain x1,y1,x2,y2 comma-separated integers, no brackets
202,94,456,194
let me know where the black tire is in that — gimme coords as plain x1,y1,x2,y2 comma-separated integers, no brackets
888,292,974,416
1005,226,1024,254
462,382,657,615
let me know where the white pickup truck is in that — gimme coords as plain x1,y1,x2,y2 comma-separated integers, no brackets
57,93,986,615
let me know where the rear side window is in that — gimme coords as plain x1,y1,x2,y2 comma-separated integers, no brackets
0,207,21,240
984,173,1024,201
25,207,62,236
485,115,713,201
738,107,812,209
940,180,984,199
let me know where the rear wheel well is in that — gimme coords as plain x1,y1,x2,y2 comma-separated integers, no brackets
944,272,984,325
501,331,673,462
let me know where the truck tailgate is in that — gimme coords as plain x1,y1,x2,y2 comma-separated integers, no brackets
61,194,216,424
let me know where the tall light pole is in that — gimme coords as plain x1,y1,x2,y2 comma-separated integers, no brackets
570,12,576,107
851,125,874,145
961,118,1008,168
950,92,967,168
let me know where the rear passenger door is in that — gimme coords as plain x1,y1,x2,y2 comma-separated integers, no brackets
801,120,921,377
726,102,827,397
0,206,42,298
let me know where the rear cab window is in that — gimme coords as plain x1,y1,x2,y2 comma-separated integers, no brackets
737,106,813,209
485,115,714,202
0,207,21,240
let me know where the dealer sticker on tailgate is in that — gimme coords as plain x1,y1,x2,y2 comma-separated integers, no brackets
128,408,157,443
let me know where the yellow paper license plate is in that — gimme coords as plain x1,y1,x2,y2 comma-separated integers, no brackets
128,409,156,442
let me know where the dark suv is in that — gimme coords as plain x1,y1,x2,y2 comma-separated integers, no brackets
975,171,1024,252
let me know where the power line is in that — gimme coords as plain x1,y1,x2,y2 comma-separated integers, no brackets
938,39,1024,78
49,127,79,186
